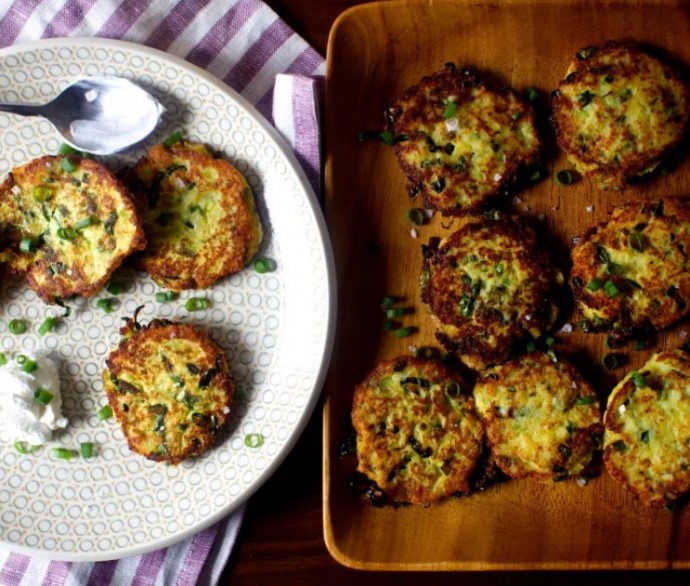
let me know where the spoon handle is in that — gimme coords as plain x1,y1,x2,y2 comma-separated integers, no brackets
0,103,43,117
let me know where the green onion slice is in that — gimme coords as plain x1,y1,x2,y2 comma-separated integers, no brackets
32,185,53,201
631,372,647,387
51,447,74,460
385,307,409,319
34,387,54,405
406,208,426,226
0,352,7,366
80,442,94,458
394,326,416,338
97,404,113,421
75,216,94,230
19,238,36,253
577,395,596,405
56,227,77,240
603,280,620,297
244,433,264,448
382,320,397,331
628,231,645,252
586,278,603,292
443,101,458,119
60,157,77,173
58,143,82,156
555,169,574,186
8,319,27,335
526,87,539,102
106,281,125,295
155,291,179,303
96,298,115,313
602,352,620,370
38,316,57,336
19,356,37,373
444,381,461,398
15,441,40,454
163,130,185,147
254,257,277,273
185,297,209,311
380,295,398,308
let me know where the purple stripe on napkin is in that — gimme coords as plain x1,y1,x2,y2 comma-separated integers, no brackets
0,0,42,44
86,559,117,585
99,0,155,39
44,560,71,586
174,523,220,586
131,547,165,586
223,17,292,92
0,553,30,583
143,2,199,51
41,0,98,38
184,1,261,70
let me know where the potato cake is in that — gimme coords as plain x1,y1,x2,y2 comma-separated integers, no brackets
386,63,541,215
0,155,145,303
103,312,234,464
351,356,484,505
604,349,690,507
126,139,263,290
552,42,690,189
420,211,561,371
474,352,603,482
570,198,690,344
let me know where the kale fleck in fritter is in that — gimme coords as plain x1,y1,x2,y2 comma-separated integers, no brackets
552,42,690,189
351,356,484,505
421,211,561,371
103,313,234,464
0,155,145,303
570,198,690,344
604,349,690,507
126,139,263,290
386,62,541,215
474,351,603,482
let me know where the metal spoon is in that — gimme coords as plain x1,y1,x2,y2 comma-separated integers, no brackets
0,75,164,155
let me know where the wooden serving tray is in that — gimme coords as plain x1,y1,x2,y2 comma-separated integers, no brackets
323,0,690,571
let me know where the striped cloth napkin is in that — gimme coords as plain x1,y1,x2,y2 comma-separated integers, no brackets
0,1,324,585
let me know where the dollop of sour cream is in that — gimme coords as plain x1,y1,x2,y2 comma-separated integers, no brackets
0,351,67,445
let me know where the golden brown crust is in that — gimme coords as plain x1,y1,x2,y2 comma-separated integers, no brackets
570,197,690,343
604,349,690,507
0,155,146,303
420,212,561,370
104,315,234,465
474,352,603,482
351,356,484,505
552,42,690,189
386,63,541,215
126,140,263,290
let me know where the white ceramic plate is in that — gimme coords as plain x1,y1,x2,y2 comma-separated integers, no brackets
0,38,335,561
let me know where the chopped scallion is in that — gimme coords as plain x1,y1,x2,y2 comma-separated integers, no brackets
244,433,264,448
602,353,619,370
525,87,539,102
444,381,461,398
56,227,77,240
586,278,603,292
155,290,179,303
15,441,39,454
51,447,74,460
406,208,426,226
80,442,94,458
163,130,184,148
385,307,410,319
443,101,458,119
32,185,52,201
0,352,6,366
19,238,36,253
628,231,645,252
555,169,574,186
631,372,647,387
604,280,620,297
18,355,37,373
254,257,277,273
34,387,54,405
394,326,416,338
75,216,94,230
8,319,27,335
185,297,209,312
380,295,398,308
60,157,77,173
97,404,113,421
106,281,125,295
96,298,115,313
38,316,57,336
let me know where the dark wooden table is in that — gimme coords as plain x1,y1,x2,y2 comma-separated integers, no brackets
221,2,690,584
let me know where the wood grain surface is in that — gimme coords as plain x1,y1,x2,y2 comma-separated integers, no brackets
324,0,690,572
222,0,690,583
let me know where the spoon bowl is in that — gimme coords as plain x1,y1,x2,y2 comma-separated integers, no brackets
0,75,164,155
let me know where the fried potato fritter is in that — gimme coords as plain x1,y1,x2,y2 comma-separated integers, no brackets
420,211,561,370
127,140,263,290
604,349,690,507
351,356,484,505
104,314,234,464
552,42,690,189
0,155,145,303
474,352,603,482
570,198,690,344
386,63,541,215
